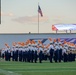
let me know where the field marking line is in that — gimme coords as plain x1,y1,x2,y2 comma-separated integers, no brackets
0,69,22,75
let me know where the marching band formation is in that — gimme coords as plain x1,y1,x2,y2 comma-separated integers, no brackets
1,38,76,63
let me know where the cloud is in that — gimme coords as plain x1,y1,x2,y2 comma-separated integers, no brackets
1,11,14,17
12,16,49,24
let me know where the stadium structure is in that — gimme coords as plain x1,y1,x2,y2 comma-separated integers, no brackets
0,33,76,48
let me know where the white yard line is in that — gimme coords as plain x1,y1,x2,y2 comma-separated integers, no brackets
0,69,22,75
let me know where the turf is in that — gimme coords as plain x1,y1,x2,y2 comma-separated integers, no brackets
0,73,5,75
0,59,76,75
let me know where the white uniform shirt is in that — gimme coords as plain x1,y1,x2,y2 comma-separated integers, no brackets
39,47,43,51
34,47,38,51
19,47,22,51
26,47,29,51
30,46,34,51
11,47,15,51
11,47,15,56
54,45,59,51
62,48,66,54
22,47,25,52
64,47,68,51
59,45,63,50
49,45,54,50
28,46,32,51
15,47,19,51
1,49,5,55
7,48,11,53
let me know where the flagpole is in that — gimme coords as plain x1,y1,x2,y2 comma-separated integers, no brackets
38,3,39,33
38,10,39,33
38,3,43,33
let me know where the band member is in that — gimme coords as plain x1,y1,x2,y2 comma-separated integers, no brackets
49,41,54,63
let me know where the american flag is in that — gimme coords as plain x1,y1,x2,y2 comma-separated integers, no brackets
38,5,43,17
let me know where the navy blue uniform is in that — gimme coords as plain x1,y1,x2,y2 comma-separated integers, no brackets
49,48,54,63
34,50,37,63
39,51,43,63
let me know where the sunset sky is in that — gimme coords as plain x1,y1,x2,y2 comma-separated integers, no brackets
0,0,76,33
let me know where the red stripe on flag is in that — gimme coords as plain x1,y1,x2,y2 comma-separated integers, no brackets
38,5,43,17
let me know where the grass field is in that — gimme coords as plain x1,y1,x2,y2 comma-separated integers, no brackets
0,59,76,75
